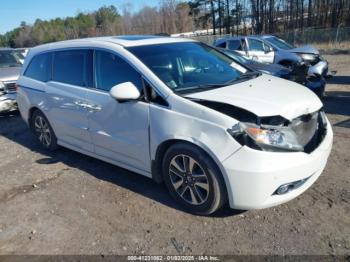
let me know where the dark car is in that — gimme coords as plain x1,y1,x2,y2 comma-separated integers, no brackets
218,48,326,98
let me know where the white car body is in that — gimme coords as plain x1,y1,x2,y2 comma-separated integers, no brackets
16,36,333,211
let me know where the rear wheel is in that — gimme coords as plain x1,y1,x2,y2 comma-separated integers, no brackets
30,110,58,151
162,143,227,215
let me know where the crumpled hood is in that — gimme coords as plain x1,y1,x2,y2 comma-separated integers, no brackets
289,45,319,55
185,74,322,121
0,67,21,82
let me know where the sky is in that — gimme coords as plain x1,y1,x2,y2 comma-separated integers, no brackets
0,0,159,34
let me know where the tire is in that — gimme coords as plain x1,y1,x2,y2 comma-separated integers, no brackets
316,85,326,100
162,143,227,215
30,110,58,151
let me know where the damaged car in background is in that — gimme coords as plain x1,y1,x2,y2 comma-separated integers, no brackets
0,48,21,113
214,35,331,98
17,36,333,215
217,48,326,98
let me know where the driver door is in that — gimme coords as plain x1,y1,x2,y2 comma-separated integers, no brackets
247,38,274,63
85,50,151,173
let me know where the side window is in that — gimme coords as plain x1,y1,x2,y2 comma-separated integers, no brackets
248,39,265,51
216,41,227,48
53,50,92,87
227,40,241,50
24,53,52,82
94,50,142,92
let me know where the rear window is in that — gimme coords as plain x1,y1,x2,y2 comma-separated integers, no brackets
53,50,92,87
24,53,52,82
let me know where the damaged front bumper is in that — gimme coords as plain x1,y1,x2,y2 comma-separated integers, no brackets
308,60,328,77
221,117,333,210
0,93,17,113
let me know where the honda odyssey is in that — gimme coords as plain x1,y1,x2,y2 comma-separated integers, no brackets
16,36,333,215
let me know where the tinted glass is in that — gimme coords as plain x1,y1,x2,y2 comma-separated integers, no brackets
228,40,242,50
53,50,92,87
248,39,265,51
223,50,248,64
128,42,247,92
216,41,226,48
95,50,142,92
264,37,294,50
24,53,52,82
0,50,22,68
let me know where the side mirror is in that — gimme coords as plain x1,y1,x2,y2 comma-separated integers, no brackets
264,45,273,53
109,82,141,102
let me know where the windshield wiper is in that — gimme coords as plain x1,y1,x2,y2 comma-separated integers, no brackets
224,71,261,85
175,72,261,94
175,83,228,94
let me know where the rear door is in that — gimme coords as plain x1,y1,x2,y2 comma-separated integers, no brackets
85,50,150,172
46,49,93,152
247,38,274,63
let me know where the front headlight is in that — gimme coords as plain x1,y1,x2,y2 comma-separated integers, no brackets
228,122,304,152
299,53,317,62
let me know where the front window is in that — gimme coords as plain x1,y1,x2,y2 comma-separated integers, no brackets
264,36,294,50
0,50,22,68
94,50,142,92
247,39,265,52
127,42,250,93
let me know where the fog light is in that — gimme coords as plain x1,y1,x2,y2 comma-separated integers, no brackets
276,184,290,195
274,177,310,195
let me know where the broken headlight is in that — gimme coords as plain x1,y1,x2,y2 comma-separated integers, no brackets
299,53,317,62
228,122,304,152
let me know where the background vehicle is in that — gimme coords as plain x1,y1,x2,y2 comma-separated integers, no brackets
0,48,21,113
218,48,326,98
17,36,332,215
260,35,329,78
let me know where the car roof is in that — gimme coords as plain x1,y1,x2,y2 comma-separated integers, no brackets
30,35,196,52
214,35,266,44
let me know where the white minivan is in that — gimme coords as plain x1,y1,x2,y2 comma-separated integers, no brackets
16,36,333,215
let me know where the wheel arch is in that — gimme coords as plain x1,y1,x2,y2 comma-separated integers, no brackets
28,106,41,129
151,138,232,206
278,59,293,65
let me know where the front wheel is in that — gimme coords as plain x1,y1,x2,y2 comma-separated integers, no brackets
162,143,227,215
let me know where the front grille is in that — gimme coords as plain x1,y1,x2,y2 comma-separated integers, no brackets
290,110,327,153
4,82,16,93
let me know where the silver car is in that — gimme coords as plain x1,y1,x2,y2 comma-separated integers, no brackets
0,48,21,113
214,35,329,78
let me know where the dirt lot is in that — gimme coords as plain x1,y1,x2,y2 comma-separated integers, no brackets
0,55,349,256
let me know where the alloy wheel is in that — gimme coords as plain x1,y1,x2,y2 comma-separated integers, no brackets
34,116,52,147
168,154,210,205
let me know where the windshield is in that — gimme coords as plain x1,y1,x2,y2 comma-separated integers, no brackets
127,42,250,92
0,50,22,68
221,49,249,64
264,37,294,50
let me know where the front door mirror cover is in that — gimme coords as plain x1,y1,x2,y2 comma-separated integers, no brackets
109,82,141,102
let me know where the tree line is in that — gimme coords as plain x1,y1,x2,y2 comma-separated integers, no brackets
189,0,350,35
1,0,349,48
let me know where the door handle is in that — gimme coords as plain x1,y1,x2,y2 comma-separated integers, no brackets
74,101,101,112
74,100,89,108
86,104,102,112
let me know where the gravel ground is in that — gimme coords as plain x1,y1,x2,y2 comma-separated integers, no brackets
0,55,349,256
